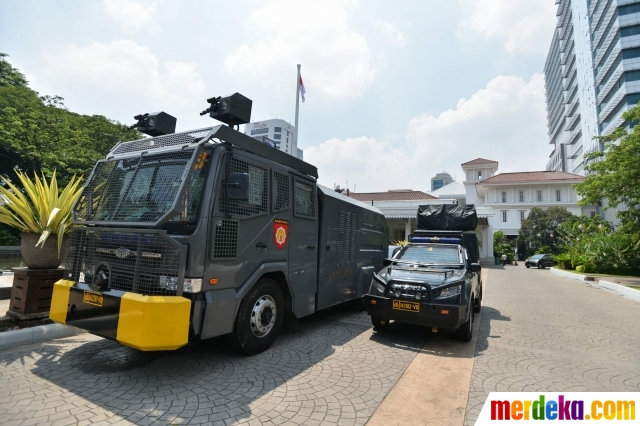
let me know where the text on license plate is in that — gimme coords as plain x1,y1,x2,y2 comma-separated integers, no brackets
392,300,420,312
83,291,104,307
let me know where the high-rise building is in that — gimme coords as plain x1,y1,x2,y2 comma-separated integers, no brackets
430,171,454,191
244,119,298,157
545,0,640,175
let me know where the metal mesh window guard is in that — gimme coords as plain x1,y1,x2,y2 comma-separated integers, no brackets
74,150,195,224
219,156,268,217
272,170,290,212
111,127,216,156
338,210,356,265
294,179,315,218
212,220,239,259
65,228,185,296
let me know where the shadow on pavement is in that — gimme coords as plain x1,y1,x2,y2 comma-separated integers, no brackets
0,302,427,425
475,306,511,357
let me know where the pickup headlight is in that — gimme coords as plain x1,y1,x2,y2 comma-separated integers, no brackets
435,284,461,301
369,274,386,296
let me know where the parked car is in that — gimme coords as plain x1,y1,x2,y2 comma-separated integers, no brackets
525,254,555,269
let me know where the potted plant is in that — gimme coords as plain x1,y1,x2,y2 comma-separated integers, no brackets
0,171,83,269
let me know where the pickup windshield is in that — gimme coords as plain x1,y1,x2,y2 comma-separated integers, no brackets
74,149,208,225
396,244,462,265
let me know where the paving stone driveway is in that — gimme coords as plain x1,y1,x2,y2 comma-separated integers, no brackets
464,265,640,425
0,308,427,426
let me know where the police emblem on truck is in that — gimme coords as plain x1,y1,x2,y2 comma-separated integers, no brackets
274,219,289,249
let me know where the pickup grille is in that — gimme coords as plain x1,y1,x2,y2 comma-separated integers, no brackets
388,281,430,302
64,228,186,296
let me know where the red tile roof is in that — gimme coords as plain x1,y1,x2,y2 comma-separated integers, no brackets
461,158,498,166
478,171,585,184
348,191,438,201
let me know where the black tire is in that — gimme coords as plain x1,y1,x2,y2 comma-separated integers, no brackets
371,317,388,328
538,264,544,269
473,287,482,313
526,265,530,268
456,304,474,342
227,278,284,355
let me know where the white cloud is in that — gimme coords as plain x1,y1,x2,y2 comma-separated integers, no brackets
224,0,375,100
457,0,556,55
307,74,550,193
102,0,160,33
41,40,206,128
374,21,406,47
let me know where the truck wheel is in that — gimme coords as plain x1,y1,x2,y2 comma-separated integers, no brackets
228,278,284,355
371,317,388,329
455,305,473,342
526,265,530,268
473,288,482,313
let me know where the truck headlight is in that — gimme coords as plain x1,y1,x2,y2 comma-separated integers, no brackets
159,276,179,290
435,285,461,300
183,278,202,293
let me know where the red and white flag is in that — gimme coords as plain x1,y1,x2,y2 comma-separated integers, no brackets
299,75,306,103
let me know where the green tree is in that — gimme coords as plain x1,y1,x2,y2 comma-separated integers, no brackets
518,207,574,255
575,104,640,232
0,54,141,245
0,53,28,88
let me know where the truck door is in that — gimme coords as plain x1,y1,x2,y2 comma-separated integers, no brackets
287,177,318,317
209,153,271,290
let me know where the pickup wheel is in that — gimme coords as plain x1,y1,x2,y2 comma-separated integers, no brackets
455,305,474,342
227,278,284,355
371,317,388,329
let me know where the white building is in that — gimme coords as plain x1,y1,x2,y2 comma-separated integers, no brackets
430,181,466,205
244,119,299,158
462,158,595,262
348,190,456,241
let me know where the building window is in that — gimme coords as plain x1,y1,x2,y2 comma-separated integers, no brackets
478,171,482,180
502,211,507,222
274,127,282,132
537,190,542,202
501,191,507,203
519,190,524,202
590,211,596,218
520,210,525,222
556,189,561,202
273,133,281,140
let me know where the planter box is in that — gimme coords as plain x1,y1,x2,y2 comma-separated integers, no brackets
7,267,66,320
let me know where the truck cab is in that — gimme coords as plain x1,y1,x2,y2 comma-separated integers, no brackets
365,230,482,341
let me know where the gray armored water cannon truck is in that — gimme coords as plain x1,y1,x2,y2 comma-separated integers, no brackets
50,93,388,354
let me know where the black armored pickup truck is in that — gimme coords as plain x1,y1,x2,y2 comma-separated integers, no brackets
365,205,482,341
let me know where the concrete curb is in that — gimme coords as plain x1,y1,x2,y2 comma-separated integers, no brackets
598,280,640,303
0,323,83,351
549,267,592,282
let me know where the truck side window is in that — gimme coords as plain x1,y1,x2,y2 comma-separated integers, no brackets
221,155,268,217
294,179,315,218
272,170,290,212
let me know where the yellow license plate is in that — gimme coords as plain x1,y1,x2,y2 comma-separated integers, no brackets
392,300,420,312
83,291,104,307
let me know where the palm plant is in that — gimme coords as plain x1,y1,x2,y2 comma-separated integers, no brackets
0,171,83,256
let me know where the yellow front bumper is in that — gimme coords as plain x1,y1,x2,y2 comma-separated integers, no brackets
50,279,191,351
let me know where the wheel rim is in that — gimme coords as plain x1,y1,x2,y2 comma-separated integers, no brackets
250,295,277,337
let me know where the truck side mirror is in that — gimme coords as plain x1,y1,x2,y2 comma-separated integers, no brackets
383,259,392,266
226,172,250,200
470,263,481,273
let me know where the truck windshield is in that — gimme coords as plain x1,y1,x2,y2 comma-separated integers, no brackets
74,149,208,225
397,245,462,265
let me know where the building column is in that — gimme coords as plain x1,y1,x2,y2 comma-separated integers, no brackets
404,219,411,241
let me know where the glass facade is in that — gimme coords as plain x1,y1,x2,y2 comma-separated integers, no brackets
545,0,640,174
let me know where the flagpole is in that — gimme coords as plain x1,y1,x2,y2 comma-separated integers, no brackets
294,64,301,154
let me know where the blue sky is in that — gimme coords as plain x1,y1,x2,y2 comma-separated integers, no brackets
0,0,558,192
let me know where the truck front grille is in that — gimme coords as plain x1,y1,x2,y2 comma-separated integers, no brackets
65,228,186,296
388,281,430,302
